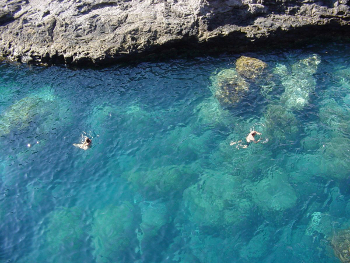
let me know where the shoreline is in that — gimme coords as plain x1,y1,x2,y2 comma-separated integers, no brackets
1,0,350,67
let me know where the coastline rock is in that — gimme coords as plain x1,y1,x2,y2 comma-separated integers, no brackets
0,0,350,65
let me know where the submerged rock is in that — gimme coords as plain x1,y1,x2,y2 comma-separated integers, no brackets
264,104,299,145
45,207,86,262
319,98,350,137
124,165,198,200
318,136,350,180
0,88,69,136
331,229,350,263
188,234,237,263
137,201,170,256
236,56,268,80
182,171,253,229
211,68,250,108
251,168,298,215
91,202,135,263
305,211,333,237
240,226,274,260
195,97,233,128
300,123,327,152
139,201,169,241
277,54,321,110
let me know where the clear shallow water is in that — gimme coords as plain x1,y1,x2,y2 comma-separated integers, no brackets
1,41,350,263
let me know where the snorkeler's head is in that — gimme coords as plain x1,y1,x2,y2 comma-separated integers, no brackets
85,138,91,144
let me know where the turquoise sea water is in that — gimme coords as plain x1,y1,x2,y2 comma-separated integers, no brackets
1,41,350,263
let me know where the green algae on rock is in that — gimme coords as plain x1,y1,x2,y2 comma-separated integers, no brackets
210,68,250,108
236,56,268,81
331,229,350,263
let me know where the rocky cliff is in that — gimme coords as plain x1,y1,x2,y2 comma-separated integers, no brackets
0,0,349,65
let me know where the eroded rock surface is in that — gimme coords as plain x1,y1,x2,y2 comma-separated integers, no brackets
0,0,349,65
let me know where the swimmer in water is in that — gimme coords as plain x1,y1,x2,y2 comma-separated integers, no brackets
73,136,92,150
230,130,262,149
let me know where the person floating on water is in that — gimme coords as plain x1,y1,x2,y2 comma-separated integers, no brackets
73,135,92,150
230,130,262,149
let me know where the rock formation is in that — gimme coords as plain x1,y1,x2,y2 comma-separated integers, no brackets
331,229,350,263
211,68,250,107
0,0,350,65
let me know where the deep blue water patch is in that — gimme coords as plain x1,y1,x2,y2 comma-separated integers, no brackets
1,41,350,263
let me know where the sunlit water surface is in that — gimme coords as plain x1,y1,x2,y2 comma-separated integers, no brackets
1,41,350,263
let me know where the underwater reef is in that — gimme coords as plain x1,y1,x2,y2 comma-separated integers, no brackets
2,41,350,263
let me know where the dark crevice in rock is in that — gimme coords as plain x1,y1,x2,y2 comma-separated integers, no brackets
205,7,263,31
320,14,350,20
77,0,131,15
0,11,15,26
61,25,350,68
0,0,26,26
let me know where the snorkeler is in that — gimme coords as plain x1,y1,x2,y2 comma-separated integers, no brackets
73,136,92,150
230,130,262,149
